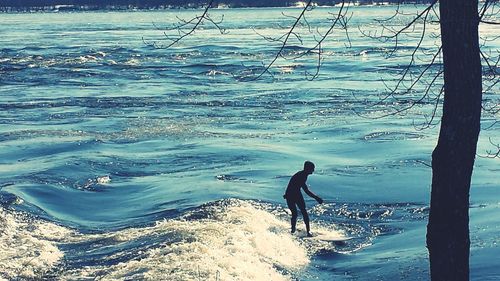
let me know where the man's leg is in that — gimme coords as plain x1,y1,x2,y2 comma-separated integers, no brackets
297,197,311,236
286,199,298,233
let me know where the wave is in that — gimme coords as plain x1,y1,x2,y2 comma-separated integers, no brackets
0,199,356,280
0,208,70,280
363,131,426,141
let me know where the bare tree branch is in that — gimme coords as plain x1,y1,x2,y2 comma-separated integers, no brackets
244,0,352,81
143,0,228,49
244,0,315,80
477,138,500,158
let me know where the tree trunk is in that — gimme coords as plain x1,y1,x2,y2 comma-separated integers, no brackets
426,1,482,280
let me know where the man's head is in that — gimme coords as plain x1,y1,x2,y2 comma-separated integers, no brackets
303,161,315,174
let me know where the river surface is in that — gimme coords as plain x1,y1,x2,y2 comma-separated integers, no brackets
0,5,499,281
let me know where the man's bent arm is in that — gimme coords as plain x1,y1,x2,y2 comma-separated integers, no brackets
303,185,322,203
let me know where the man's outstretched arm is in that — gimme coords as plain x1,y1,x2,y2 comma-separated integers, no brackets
303,185,323,204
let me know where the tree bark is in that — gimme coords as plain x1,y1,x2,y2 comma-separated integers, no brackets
426,1,482,280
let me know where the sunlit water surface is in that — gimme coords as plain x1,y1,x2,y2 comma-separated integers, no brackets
0,6,499,281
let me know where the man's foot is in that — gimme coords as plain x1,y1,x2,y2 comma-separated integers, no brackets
306,232,313,237
291,226,296,234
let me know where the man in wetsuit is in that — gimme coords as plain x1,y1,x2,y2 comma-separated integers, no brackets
283,161,323,237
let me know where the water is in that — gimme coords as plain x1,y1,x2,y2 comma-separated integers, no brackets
1,6,499,280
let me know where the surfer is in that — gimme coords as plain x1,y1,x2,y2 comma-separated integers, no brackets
283,161,323,237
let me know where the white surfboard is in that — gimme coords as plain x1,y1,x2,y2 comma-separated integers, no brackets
297,229,352,242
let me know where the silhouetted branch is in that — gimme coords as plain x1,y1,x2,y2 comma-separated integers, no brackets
359,0,437,58
474,1,499,158
480,49,500,96
479,0,500,24
372,40,441,115
146,0,353,80
143,0,227,49
353,0,492,133
414,84,444,130
244,0,351,81
305,44,323,81
373,0,437,40
478,138,500,159
353,0,497,142
352,1,448,130
246,0,315,80
483,120,499,131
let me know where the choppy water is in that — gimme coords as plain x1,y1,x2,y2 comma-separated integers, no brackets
0,6,499,281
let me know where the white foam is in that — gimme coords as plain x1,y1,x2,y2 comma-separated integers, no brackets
97,175,111,184
2,200,346,280
63,200,311,280
0,208,71,279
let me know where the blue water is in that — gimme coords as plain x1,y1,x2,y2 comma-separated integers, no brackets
0,6,499,280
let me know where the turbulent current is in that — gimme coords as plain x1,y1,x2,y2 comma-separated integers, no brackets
0,5,499,281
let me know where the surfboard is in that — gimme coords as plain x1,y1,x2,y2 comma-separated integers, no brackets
296,229,352,242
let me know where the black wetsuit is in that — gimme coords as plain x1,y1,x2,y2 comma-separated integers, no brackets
284,170,310,232
285,170,308,208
